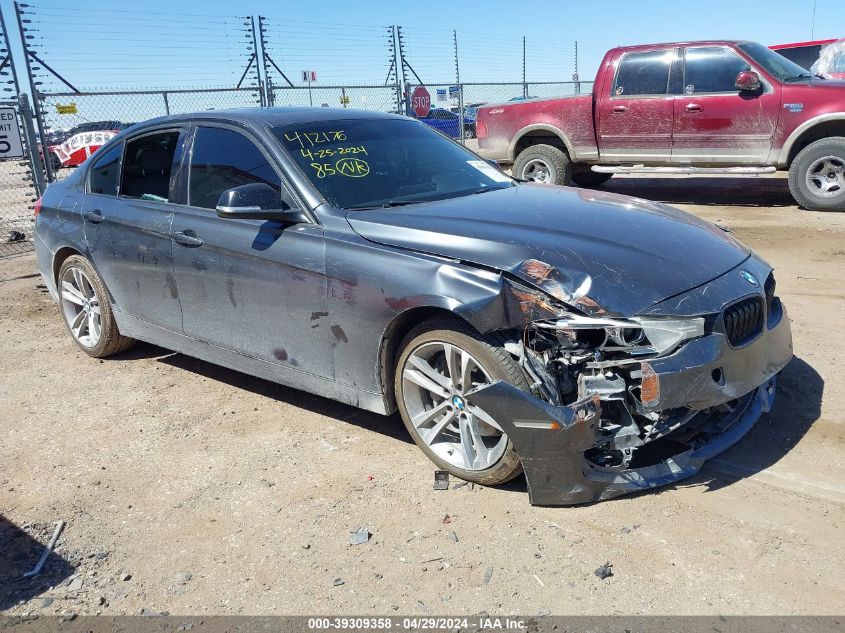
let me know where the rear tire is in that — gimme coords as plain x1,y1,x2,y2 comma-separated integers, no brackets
512,144,572,185
788,136,845,211
57,255,135,358
394,316,529,486
571,168,612,188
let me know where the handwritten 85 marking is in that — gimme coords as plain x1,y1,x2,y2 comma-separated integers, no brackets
311,157,370,179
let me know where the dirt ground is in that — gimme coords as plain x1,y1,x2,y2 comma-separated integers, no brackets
0,173,843,616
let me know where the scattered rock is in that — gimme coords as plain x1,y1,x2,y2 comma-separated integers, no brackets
121,573,132,581
66,577,83,591
60,611,76,622
448,531,459,543
484,567,494,584
620,527,631,534
178,573,193,584
594,562,614,580
442,514,452,524
94,552,109,560
350,527,370,545
41,598,54,608
302,543,311,550
333,578,345,587
98,596,107,606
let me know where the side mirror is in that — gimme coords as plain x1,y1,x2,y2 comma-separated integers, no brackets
215,183,309,224
735,70,762,92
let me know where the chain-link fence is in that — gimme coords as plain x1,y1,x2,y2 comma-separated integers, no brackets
269,84,400,112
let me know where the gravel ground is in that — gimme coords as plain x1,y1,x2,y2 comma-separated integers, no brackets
0,173,843,616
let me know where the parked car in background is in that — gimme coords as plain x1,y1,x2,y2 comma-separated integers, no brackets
476,40,845,211
34,107,792,505
418,108,476,139
44,121,131,171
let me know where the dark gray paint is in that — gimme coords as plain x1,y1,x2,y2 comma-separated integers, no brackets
34,107,794,505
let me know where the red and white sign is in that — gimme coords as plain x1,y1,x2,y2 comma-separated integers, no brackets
52,130,117,167
301,70,317,82
411,86,431,118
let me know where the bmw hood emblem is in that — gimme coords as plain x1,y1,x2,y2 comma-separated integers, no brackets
740,270,759,287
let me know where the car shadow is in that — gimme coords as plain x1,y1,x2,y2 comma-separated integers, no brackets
688,355,823,493
0,516,75,610
106,345,820,504
114,343,415,445
602,175,796,208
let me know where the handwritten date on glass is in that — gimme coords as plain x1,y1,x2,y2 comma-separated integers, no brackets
284,130,346,148
311,158,370,179
300,145,368,160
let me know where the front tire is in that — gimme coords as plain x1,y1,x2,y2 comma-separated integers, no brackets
394,317,529,486
788,137,845,211
512,144,572,185
57,255,135,357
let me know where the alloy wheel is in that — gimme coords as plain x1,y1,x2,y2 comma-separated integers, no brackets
521,158,552,183
805,155,845,198
60,266,102,348
401,341,508,471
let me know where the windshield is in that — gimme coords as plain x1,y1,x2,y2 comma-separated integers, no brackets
738,41,821,81
272,118,514,209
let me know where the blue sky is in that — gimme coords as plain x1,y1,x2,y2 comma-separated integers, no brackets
0,0,837,127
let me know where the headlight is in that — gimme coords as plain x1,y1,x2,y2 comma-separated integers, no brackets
631,317,705,355
534,314,704,356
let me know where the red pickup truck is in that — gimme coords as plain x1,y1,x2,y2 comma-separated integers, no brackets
476,40,845,211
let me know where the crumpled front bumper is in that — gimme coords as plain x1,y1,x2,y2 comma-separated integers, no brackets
468,302,792,506
471,377,777,506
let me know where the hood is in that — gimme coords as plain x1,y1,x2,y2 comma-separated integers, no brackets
346,184,751,317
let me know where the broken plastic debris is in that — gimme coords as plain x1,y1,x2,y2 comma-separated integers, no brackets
433,470,449,490
594,562,614,579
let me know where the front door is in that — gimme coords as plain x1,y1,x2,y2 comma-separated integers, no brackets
82,128,185,331
596,48,677,163
169,124,333,378
671,46,780,164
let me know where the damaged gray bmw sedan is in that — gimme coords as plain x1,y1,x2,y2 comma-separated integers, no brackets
34,108,793,505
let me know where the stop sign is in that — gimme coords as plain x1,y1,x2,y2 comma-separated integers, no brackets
411,86,431,118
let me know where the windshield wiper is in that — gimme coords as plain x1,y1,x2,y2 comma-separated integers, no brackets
346,200,420,210
784,72,816,82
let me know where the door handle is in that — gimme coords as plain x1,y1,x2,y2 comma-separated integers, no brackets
612,105,629,113
685,103,703,113
172,230,203,247
83,209,104,224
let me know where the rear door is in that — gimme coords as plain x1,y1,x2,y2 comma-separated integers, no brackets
169,124,332,378
596,49,677,163
82,127,186,331
671,46,780,164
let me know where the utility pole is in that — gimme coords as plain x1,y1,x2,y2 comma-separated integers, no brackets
574,40,580,94
257,15,273,106
522,36,527,99
14,1,54,182
454,30,464,144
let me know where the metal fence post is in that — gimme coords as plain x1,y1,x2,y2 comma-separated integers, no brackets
454,30,464,145
522,36,528,99
574,41,580,95
162,91,170,115
14,1,54,182
17,92,46,196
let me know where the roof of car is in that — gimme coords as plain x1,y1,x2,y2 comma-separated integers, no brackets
611,40,756,52
136,106,406,129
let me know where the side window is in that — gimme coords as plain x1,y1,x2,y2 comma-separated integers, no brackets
120,131,180,202
188,126,282,210
683,47,751,94
612,50,673,96
88,143,122,196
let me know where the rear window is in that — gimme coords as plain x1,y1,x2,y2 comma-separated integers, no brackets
613,50,674,96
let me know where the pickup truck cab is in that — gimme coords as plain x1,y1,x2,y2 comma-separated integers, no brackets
476,40,845,211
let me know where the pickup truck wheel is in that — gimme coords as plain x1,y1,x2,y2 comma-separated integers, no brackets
513,144,571,185
571,169,612,187
788,137,845,211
